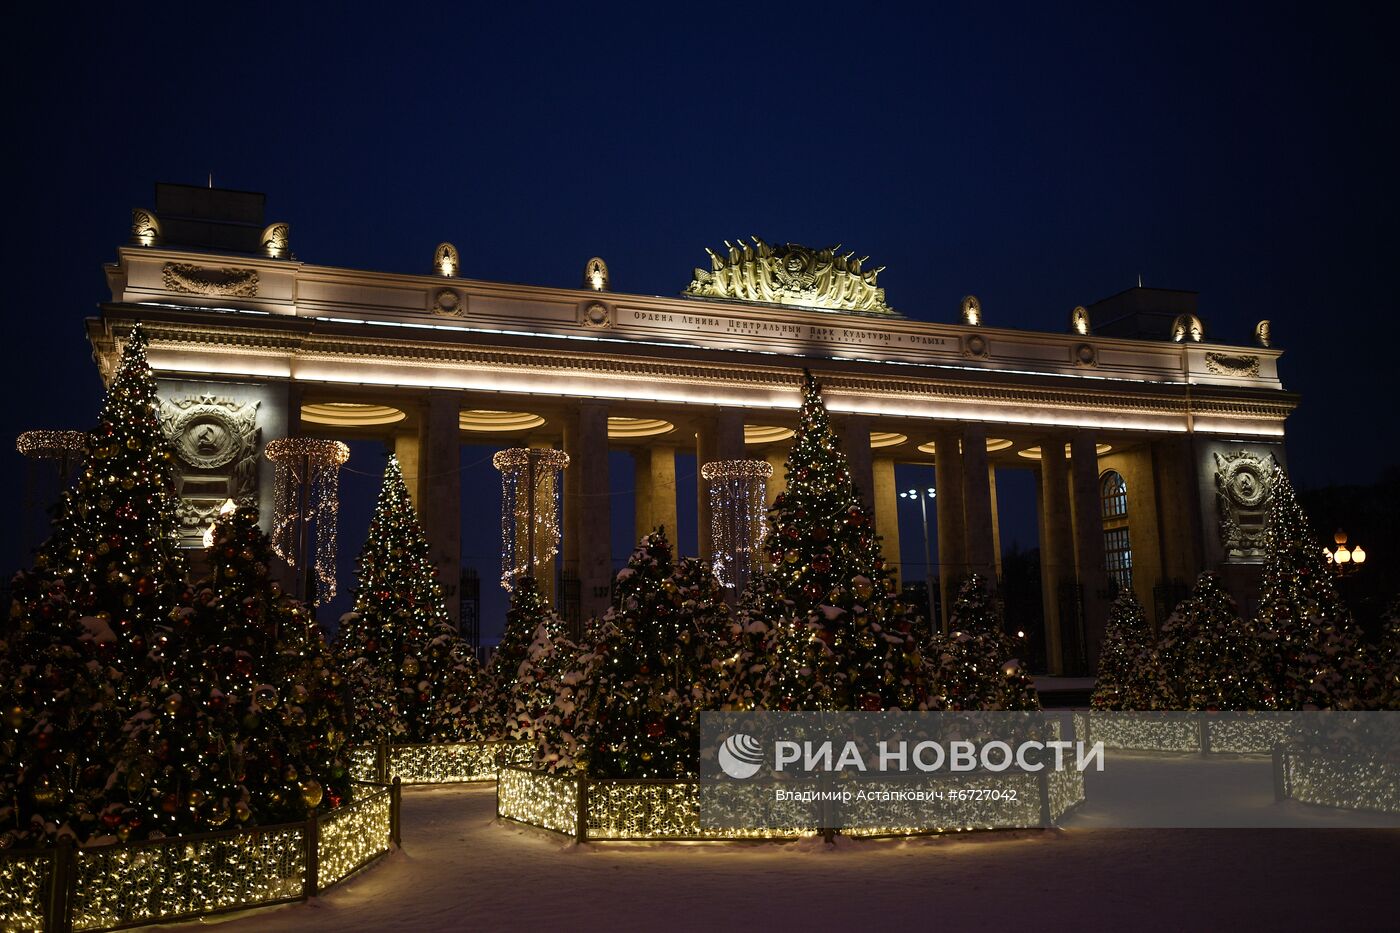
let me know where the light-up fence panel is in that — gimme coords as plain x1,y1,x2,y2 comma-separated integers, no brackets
497,765,1084,842
5,781,398,933
318,784,395,889
1275,748,1400,815
348,741,520,784
1074,712,1286,755
70,824,307,931
0,849,52,933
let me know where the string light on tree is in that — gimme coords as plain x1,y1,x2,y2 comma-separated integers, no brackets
493,447,569,591
701,458,772,592
265,437,349,605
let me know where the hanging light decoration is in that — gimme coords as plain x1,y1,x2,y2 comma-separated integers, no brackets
265,437,349,604
16,429,88,460
493,447,570,591
701,459,772,591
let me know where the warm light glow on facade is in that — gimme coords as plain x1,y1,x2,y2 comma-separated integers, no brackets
607,417,676,438
300,403,407,426
916,438,1011,456
458,409,547,432
744,424,796,444
869,431,908,448
1017,443,1113,460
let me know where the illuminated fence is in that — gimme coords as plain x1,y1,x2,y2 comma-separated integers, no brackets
0,781,399,933
347,741,523,785
497,765,1084,842
1274,747,1400,815
1073,712,1287,756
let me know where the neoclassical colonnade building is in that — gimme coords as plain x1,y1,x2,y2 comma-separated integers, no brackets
86,184,1295,674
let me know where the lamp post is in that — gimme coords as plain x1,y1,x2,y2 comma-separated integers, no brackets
899,486,937,623
1323,529,1367,577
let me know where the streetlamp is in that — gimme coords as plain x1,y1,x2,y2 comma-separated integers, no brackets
899,486,937,623
1323,529,1367,577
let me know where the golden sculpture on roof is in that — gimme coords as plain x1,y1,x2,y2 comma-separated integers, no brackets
684,236,894,314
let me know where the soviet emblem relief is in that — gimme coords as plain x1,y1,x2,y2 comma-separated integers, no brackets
432,288,464,317
159,393,262,545
1214,449,1275,558
580,302,612,328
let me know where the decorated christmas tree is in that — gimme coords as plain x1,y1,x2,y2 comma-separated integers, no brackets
930,575,1038,711
106,505,354,839
715,571,783,710
1375,599,1400,711
1090,589,1161,710
759,371,931,711
36,325,186,679
485,576,568,736
556,529,725,778
1156,572,1272,710
506,617,580,754
336,455,482,742
1,325,185,845
1256,466,1369,709
0,572,120,846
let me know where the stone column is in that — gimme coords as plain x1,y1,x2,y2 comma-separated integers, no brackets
695,417,717,559
961,423,996,585
842,415,875,514
1070,432,1112,668
575,402,611,620
1038,438,1075,675
394,433,421,508
765,449,789,503
285,382,304,437
419,391,462,626
989,464,1003,579
561,409,582,595
715,408,746,461
932,426,966,631
872,457,901,590
633,449,653,544
633,446,677,542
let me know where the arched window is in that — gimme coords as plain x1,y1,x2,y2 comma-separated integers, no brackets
1100,470,1132,591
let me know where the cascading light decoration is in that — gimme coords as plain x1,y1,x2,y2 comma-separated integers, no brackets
492,447,569,591
265,437,349,604
700,459,772,590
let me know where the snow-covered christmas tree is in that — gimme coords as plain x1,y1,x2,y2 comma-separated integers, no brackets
552,529,726,778
337,455,483,742
930,574,1039,711
758,371,931,711
1,325,184,845
107,504,355,839
485,576,568,737
1256,465,1369,709
1156,572,1272,710
1090,588,1161,710
36,324,186,680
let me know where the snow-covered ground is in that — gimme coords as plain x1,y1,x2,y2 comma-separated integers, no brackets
153,762,1399,933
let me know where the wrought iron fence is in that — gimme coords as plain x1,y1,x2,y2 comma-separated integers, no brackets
0,780,399,933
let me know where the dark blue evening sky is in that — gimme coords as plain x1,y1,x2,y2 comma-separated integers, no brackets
4,2,1395,638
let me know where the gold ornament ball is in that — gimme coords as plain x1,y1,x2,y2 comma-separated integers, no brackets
402,658,420,676
255,685,279,710
299,779,324,809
